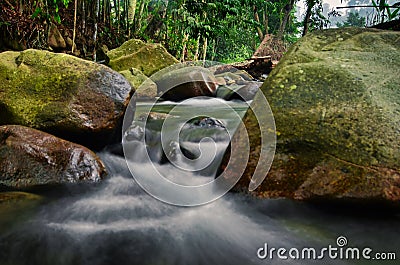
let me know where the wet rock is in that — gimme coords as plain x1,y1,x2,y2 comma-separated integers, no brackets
216,82,261,101
220,28,400,202
215,76,226,86
190,117,225,129
0,49,133,150
119,68,158,99
107,39,178,76
155,66,217,101
0,125,106,189
180,117,228,143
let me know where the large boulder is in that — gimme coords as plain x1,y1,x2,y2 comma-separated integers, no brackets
0,49,133,150
221,28,400,202
107,39,178,76
0,125,106,189
119,67,158,99
154,66,218,101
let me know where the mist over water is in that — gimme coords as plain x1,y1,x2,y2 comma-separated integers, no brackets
1,99,399,265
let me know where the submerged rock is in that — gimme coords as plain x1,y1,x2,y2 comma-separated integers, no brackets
0,192,42,204
107,39,178,76
0,125,106,189
0,191,43,231
220,28,400,202
0,49,133,150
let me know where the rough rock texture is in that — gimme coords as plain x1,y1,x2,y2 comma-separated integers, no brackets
0,125,106,189
220,28,400,202
107,39,178,76
0,49,133,150
119,67,157,99
213,66,259,101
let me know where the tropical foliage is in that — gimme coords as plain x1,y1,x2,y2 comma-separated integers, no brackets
0,0,398,63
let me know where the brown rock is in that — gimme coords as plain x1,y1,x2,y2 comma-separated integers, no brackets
154,66,217,101
47,23,66,50
0,125,106,189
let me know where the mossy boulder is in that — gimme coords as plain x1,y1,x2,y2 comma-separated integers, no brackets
0,125,106,189
221,28,400,202
107,39,178,76
0,49,133,150
119,67,157,99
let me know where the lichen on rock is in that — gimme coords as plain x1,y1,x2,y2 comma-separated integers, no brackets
220,28,400,203
0,49,133,150
107,39,178,76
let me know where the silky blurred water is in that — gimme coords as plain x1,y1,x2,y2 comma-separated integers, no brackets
0,99,399,265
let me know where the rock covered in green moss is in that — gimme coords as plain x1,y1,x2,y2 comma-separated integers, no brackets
221,28,400,202
0,49,133,150
119,67,157,99
107,39,178,76
0,125,106,189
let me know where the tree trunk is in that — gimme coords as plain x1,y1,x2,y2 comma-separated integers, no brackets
180,33,189,62
93,0,100,61
136,0,146,35
254,6,264,41
72,0,77,53
277,0,295,39
116,0,120,34
194,34,200,61
263,4,269,35
82,0,86,35
210,38,218,61
303,0,316,36
128,0,137,38
202,37,208,63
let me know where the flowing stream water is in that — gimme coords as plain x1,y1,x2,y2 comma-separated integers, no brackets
0,98,399,265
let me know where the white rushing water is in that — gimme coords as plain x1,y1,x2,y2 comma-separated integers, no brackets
1,99,399,265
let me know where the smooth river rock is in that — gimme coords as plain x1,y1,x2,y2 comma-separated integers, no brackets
0,49,133,150
154,66,218,101
0,125,106,189
220,28,400,202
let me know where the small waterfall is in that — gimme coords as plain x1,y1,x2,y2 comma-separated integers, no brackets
1,99,399,265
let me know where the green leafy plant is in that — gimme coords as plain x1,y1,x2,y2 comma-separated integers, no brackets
372,0,400,23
